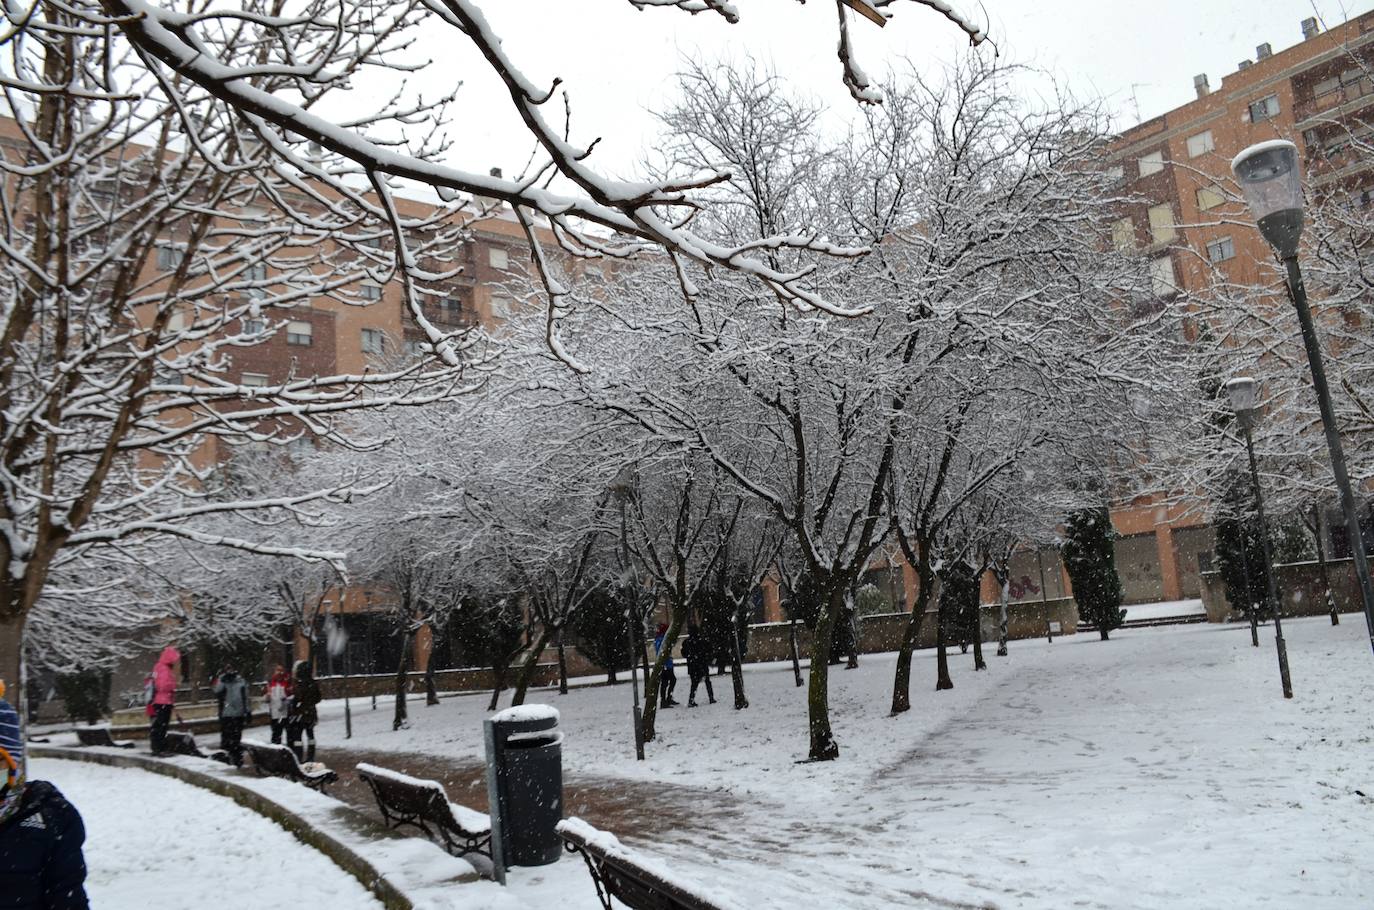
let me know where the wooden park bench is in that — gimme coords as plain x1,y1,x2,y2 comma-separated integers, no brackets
74,726,136,749
557,818,736,910
245,740,338,792
355,762,491,859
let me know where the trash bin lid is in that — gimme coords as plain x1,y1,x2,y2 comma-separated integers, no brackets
490,703,560,735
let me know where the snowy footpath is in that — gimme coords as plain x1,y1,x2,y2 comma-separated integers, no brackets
30,757,386,910
315,615,1374,909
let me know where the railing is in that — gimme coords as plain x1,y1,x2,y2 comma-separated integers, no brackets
1294,80,1374,123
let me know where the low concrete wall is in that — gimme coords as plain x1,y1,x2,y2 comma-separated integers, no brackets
746,597,1079,661
315,663,560,701
30,746,417,910
1201,556,1366,622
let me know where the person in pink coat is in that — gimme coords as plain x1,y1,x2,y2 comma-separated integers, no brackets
148,647,180,756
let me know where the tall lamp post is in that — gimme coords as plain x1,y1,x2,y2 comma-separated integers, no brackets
1225,376,1294,699
609,468,645,761
1232,141,1374,655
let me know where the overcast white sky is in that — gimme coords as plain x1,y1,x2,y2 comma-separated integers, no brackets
377,0,1358,182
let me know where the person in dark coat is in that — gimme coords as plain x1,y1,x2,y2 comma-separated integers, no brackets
681,624,716,707
212,667,252,767
286,660,321,763
0,689,90,910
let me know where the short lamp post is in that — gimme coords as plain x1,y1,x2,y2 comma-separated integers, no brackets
1225,376,1293,699
1232,141,1374,655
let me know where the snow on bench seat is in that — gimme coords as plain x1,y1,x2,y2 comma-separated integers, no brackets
557,817,741,910
355,762,491,858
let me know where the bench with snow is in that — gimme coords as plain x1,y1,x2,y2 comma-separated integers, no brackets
162,730,207,758
74,726,136,749
557,818,737,910
355,762,491,859
245,740,338,792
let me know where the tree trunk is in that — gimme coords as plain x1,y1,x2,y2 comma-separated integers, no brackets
510,625,552,708
972,608,987,671
728,608,748,710
392,629,412,730
0,612,25,734
935,592,953,691
640,608,685,743
788,615,804,687
996,574,1010,657
805,587,844,761
556,628,569,695
487,660,509,712
891,560,934,714
1312,506,1339,625
424,657,439,707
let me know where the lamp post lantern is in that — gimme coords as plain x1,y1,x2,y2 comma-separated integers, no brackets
1225,376,1293,698
1232,141,1374,655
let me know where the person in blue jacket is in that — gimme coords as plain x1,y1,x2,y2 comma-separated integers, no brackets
0,686,90,910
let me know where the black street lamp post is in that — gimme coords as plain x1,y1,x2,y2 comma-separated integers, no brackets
1232,141,1374,654
1225,376,1293,698
609,468,645,761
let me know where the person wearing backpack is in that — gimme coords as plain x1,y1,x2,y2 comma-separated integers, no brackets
0,684,90,910
148,647,181,756
212,666,251,767
286,660,321,763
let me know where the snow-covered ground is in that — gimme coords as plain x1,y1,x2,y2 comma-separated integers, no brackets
29,758,386,910
314,616,1374,909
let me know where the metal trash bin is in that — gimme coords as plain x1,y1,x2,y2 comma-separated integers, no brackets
484,704,563,879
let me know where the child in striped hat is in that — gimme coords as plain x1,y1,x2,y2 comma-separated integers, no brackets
0,681,90,909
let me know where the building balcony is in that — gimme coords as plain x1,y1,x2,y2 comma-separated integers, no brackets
1294,81,1374,128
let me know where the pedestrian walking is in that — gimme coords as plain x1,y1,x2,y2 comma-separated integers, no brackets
0,685,90,909
286,660,321,763
147,647,180,756
682,624,716,707
263,665,292,745
212,666,251,767
653,623,679,708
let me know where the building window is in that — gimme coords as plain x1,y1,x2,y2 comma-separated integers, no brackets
360,235,386,250
490,296,512,318
1186,130,1215,158
156,244,185,270
241,318,265,336
404,339,427,357
1206,237,1235,263
1138,150,1165,177
488,247,508,270
1196,185,1226,211
286,320,313,346
442,297,462,318
361,328,385,354
241,372,269,388
166,311,187,333
1147,203,1176,244
359,283,383,301
1112,217,1135,252
1150,256,1177,296
246,262,267,281
1248,95,1280,122
1105,164,1124,184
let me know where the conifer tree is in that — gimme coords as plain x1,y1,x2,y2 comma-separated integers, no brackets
1062,507,1126,641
